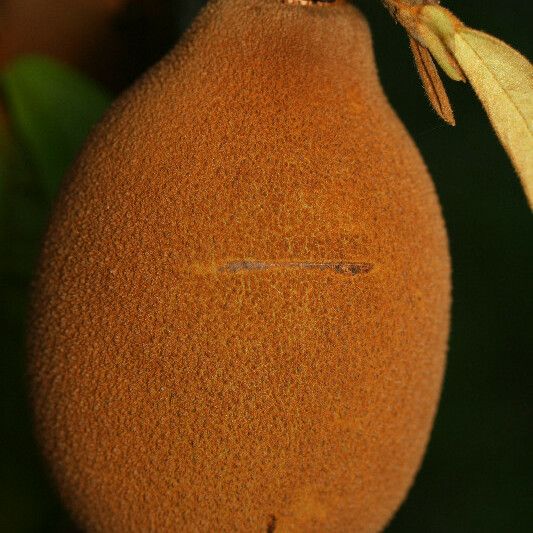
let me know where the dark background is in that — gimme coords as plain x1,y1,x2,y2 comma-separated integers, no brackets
1,1,532,531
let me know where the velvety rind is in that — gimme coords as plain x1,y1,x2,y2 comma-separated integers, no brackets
29,1,451,531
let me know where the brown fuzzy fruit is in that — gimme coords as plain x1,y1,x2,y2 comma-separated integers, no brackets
29,0,451,531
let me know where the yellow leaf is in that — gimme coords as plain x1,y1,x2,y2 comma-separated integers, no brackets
452,28,533,208
385,2,533,207
416,6,465,82
386,2,465,81
417,25,465,82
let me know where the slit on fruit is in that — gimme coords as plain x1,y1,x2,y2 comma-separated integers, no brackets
283,0,337,7
267,515,277,533
219,261,373,275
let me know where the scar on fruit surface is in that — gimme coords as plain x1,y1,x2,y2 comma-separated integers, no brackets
188,261,374,275
219,261,374,275
282,0,338,6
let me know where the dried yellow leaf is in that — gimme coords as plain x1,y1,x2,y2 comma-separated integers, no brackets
409,37,456,125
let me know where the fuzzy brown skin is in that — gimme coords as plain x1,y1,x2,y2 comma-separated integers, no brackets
29,0,451,531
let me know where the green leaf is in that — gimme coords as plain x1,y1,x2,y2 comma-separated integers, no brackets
0,55,111,200
0,122,9,208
